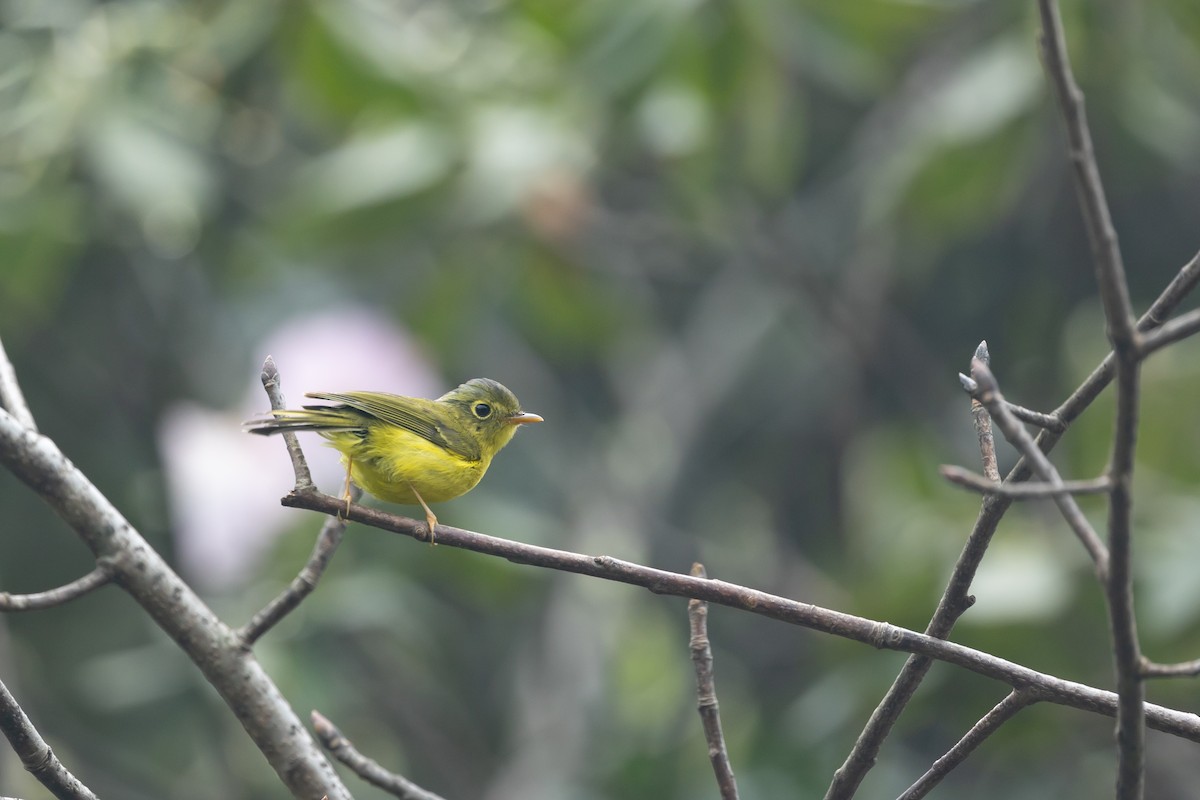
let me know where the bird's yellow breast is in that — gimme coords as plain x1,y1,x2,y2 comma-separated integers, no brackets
322,424,490,505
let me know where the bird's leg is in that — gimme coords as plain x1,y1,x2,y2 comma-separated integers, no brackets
407,482,438,545
340,456,354,518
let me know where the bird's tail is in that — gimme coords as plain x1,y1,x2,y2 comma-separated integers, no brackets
243,406,364,436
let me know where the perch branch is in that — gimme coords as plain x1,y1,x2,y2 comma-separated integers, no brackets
312,711,446,800
0,676,97,800
688,563,739,800
0,567,112,612
280,488,1200,743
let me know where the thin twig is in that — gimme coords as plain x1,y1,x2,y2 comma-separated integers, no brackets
238,488,359,648
0,677,98,800
970,342,1000,481
259,355,314,491
280,488,1200,743
895,690,1036,800
312,711,446,800
688,563,740,800
1141,657,1200,679
1139,307,1200,359
964,360,1110,574
0,338,36,433
1004,403,1065,433
939,466,1110,499
0,568,112,612
826,253,1200,800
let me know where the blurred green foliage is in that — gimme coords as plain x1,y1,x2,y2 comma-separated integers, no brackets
1,0,1199,798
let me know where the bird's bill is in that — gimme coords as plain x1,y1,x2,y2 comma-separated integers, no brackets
508,412,544,425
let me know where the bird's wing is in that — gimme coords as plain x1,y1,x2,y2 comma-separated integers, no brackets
305,391,482,461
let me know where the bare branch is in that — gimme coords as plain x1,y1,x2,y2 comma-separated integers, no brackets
1139,307,1200,359
0,337,36,433
312,710,446,800
939,466,1110,499
895,690,1036,800
238,486,360,648
965,360,1109,573
0,568,112,612
688,563,739,800
280,488,1200,743
0,408,351,800
258,355,314,491
0,676,97,800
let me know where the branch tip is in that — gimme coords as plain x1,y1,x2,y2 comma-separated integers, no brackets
974,340,990,364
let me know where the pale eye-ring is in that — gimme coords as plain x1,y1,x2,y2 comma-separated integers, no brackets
473,402,492,419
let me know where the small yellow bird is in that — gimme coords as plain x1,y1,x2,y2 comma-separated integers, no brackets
246,378,542,538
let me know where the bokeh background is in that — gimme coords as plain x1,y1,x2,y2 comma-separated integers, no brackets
2,1,1200,798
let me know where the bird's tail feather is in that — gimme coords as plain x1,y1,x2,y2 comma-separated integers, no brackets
243,407,363,436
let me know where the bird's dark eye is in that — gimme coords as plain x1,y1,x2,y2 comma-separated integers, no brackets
473,402,492,419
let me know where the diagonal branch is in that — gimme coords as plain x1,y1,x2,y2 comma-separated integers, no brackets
312,711,446,800
688,563,740,800
895,689,1036,800
0,676,97,800
238,486,360,648
0,567,112,612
